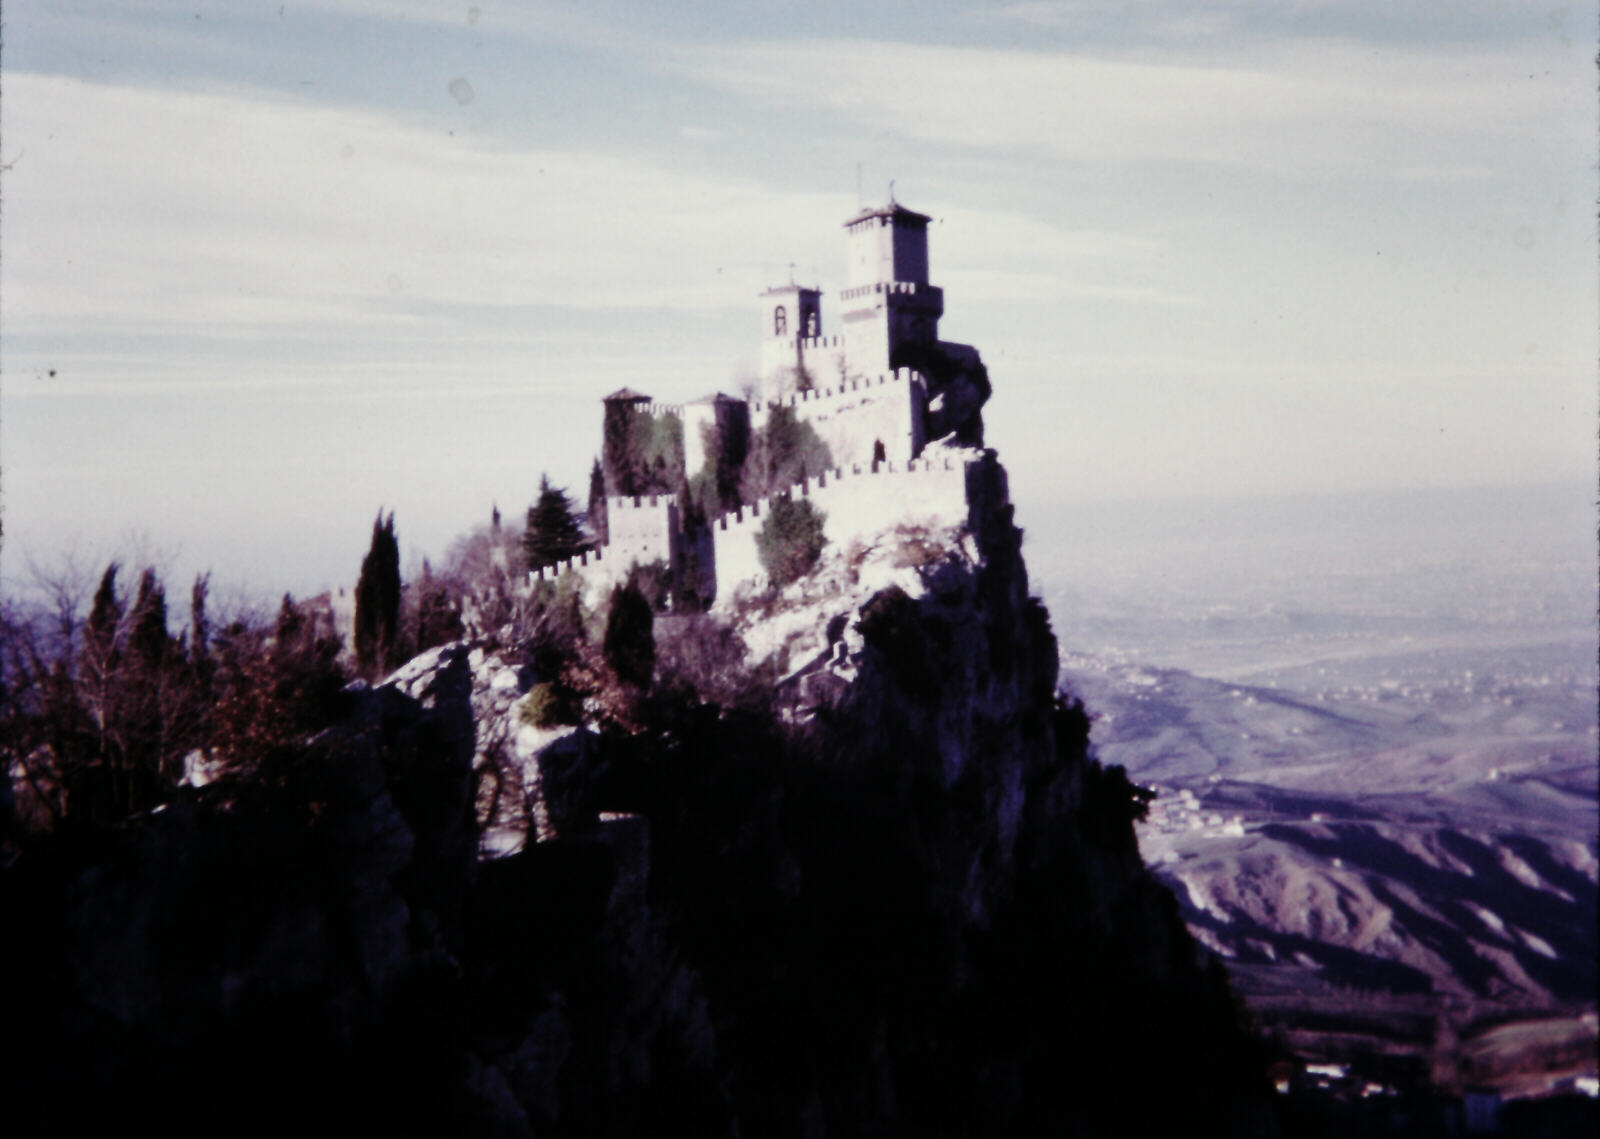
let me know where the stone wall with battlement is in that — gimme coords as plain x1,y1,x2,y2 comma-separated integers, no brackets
754,368,925,470
531,455,978,608
839,281,943,304
529,494,676,604
709,454,974,599
761,333,849,397
535,367,950,605
624,401,685,420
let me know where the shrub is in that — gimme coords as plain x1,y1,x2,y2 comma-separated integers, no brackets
890,523,946,570
517,682,565,729
755,497,827,588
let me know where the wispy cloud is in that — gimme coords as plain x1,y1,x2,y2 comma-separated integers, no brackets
675,35,1588,181
1,72,845,347
994,1,1581,46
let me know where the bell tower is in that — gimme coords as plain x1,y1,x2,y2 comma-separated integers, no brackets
759,282,822,398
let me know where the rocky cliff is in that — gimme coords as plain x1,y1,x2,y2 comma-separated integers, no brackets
2,452,1276,1137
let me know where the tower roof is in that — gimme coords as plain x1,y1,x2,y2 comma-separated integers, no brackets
843,202,932,228
602,387,653,403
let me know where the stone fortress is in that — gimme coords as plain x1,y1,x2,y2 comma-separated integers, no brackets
534,200,999,605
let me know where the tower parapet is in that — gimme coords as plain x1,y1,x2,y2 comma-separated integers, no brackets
839,203,944,377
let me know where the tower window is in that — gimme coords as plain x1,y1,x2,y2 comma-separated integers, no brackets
774,306,787,336
806,312,818,336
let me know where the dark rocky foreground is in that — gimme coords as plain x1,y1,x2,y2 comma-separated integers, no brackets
1,492,1276,1137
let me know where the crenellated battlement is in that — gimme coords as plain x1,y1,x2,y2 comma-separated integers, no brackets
705,452,976,596
607,493,669,511
531,491,677,593
839,281,943,303
774,334,844,352
632,401,683,420
709,454,969,536
529,543,608,583
750,368,916,415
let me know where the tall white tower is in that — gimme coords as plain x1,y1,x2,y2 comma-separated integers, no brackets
839,203,944,378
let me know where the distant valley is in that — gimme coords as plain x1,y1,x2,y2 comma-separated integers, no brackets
1029,482,1598,1097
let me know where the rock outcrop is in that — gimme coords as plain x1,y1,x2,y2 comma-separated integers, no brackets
2,454,1277,1137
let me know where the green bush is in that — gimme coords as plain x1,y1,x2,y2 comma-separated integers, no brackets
756,496,827,588
517,682,565,729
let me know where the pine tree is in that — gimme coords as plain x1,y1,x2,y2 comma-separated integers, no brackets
354,511,401,676
523,475,587,571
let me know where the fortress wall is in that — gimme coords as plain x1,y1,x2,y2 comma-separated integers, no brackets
634,401,684,420
752,369,924,470
762,335,847,392
710,456,973,601
530,495,676,606
798,338,848,393
605,495,677,571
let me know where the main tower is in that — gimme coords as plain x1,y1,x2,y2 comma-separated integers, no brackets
839,202,944,378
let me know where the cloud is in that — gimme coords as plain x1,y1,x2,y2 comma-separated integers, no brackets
0,72,849,354
2,67,1199,399
674,35,1589,181
994,1,1582,47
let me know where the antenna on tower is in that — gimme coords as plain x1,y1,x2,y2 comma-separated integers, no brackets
888,179,896,205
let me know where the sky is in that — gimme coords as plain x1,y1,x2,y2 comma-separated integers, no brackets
1,0,1595,601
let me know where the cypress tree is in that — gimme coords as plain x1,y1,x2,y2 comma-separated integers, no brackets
128,569,170,669
603,582,655,689
83,562,122,673
587,457,608,546
189,573,211,663
354,511,401,676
